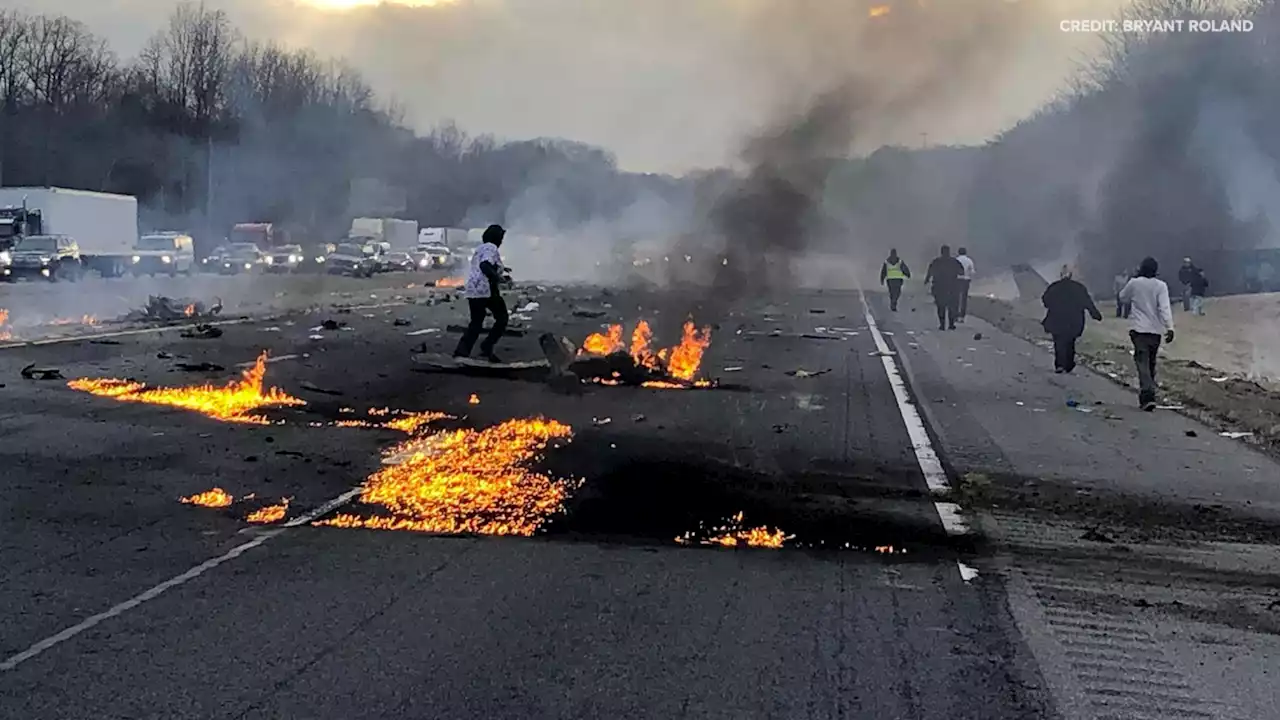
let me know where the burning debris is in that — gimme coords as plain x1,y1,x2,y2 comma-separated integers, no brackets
180,487,234,508
246,499,290,524
0,309,11,341
48,315,98,327
318,418,576,537
563,319,714,388
126,295,223,323
434,277,465,288
67,351,305,424
675,512,793,548
334,408,452,433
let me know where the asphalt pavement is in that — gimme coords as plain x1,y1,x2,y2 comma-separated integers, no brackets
12,273,1276,718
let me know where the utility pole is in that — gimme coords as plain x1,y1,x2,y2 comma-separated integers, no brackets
205,135,214,244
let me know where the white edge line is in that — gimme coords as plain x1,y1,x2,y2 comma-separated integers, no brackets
858,290,974,584
0,485,363,672
236,354,299,368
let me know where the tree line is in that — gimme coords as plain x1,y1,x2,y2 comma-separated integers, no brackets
0,3,684,251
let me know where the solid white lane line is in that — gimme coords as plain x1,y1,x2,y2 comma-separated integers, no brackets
0,485,363,672
858,291,953,498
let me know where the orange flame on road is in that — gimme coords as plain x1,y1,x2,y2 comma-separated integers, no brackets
181,487,234,508
580,319,712,382
0,309,10,341
247,499,290,524
318,418,575,537
67,351,306,424
675,512,793,548
435,277,465,288
184,304,196,317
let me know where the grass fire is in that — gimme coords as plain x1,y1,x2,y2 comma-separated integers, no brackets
318,417,576,537
577,319,714,388
67,351,306,424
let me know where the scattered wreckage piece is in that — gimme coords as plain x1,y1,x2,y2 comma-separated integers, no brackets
21,363,63,380
174,362,226,372
180,324,223,339
127,295,224,323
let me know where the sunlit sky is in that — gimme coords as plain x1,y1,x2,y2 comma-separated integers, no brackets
0,0,1128,173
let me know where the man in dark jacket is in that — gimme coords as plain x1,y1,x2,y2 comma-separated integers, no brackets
879,249,911,311
924,244,964,330
1188,267,1209,316
1177,257,1198,312
1042,265,1103,373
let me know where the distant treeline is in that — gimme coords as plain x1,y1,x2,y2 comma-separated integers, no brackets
0,3,689,248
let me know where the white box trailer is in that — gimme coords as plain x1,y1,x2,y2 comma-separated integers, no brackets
418,227,467,249
384,218,419,251
0,186,138,277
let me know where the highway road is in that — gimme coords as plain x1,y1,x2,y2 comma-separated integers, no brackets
1,273,1277,719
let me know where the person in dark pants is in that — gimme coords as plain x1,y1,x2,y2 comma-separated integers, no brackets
1113,268,1134,318
453,224,512,363
1177,257,1197,312
879,249,911,311
924,244,964,330
1119,256,1175,410
1188,267,1209,316
1041,265,1103,374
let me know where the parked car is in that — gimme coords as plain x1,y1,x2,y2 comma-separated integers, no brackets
265,244,305,273
218,243,267,275
325,243,378,277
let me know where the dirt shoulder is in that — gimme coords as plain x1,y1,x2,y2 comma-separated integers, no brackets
967,295,1280,458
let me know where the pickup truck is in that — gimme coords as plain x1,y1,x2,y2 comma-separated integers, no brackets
325,243,378,277
131,232,195,276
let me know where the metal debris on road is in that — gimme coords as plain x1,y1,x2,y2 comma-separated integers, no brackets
631,414,646,423
20,364,63,380
320,319,346,331
516,302,541,313
405,328,441,336
593,417,612,426
299,381,344,396
1221,431,1254,439
174,362,226,372
180,324,223,339
787,369,832,378
572,308,607,318
723,366,744,372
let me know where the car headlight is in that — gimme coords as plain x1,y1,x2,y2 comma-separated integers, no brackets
316,257,325,263
0,251,10,264
264,256,273,264
244,263,252,269
162,255,172,263
289,255,299,263
132,255,141,263
420,259,429,266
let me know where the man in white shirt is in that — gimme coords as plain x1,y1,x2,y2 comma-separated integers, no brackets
453,224,512,363
956,247,975,321
1118,256,1175,411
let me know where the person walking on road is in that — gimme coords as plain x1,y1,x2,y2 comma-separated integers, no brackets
1113,268,1134,318
955,247,975,321
1119,256,1175,411
1189,266,1209,316
453,224,512,363
1178,257,1198,312
880,249,911,311
924,244,964,331
1041,265,1103,374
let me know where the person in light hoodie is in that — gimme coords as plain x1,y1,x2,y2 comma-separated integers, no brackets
1118,256,1175,411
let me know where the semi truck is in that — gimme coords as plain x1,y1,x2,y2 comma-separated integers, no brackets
0,187,139,279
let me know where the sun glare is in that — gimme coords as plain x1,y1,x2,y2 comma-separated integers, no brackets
299,0,453,9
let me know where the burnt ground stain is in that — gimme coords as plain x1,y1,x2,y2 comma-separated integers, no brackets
539,444,978,559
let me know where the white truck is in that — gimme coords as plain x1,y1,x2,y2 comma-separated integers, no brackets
349,217,419,251
0,187,138,279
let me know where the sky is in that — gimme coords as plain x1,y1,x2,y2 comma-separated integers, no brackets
1,0,1130,173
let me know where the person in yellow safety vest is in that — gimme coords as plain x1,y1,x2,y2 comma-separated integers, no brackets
880,248,912,311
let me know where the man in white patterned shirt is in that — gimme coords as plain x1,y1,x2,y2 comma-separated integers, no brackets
453,225,511,363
